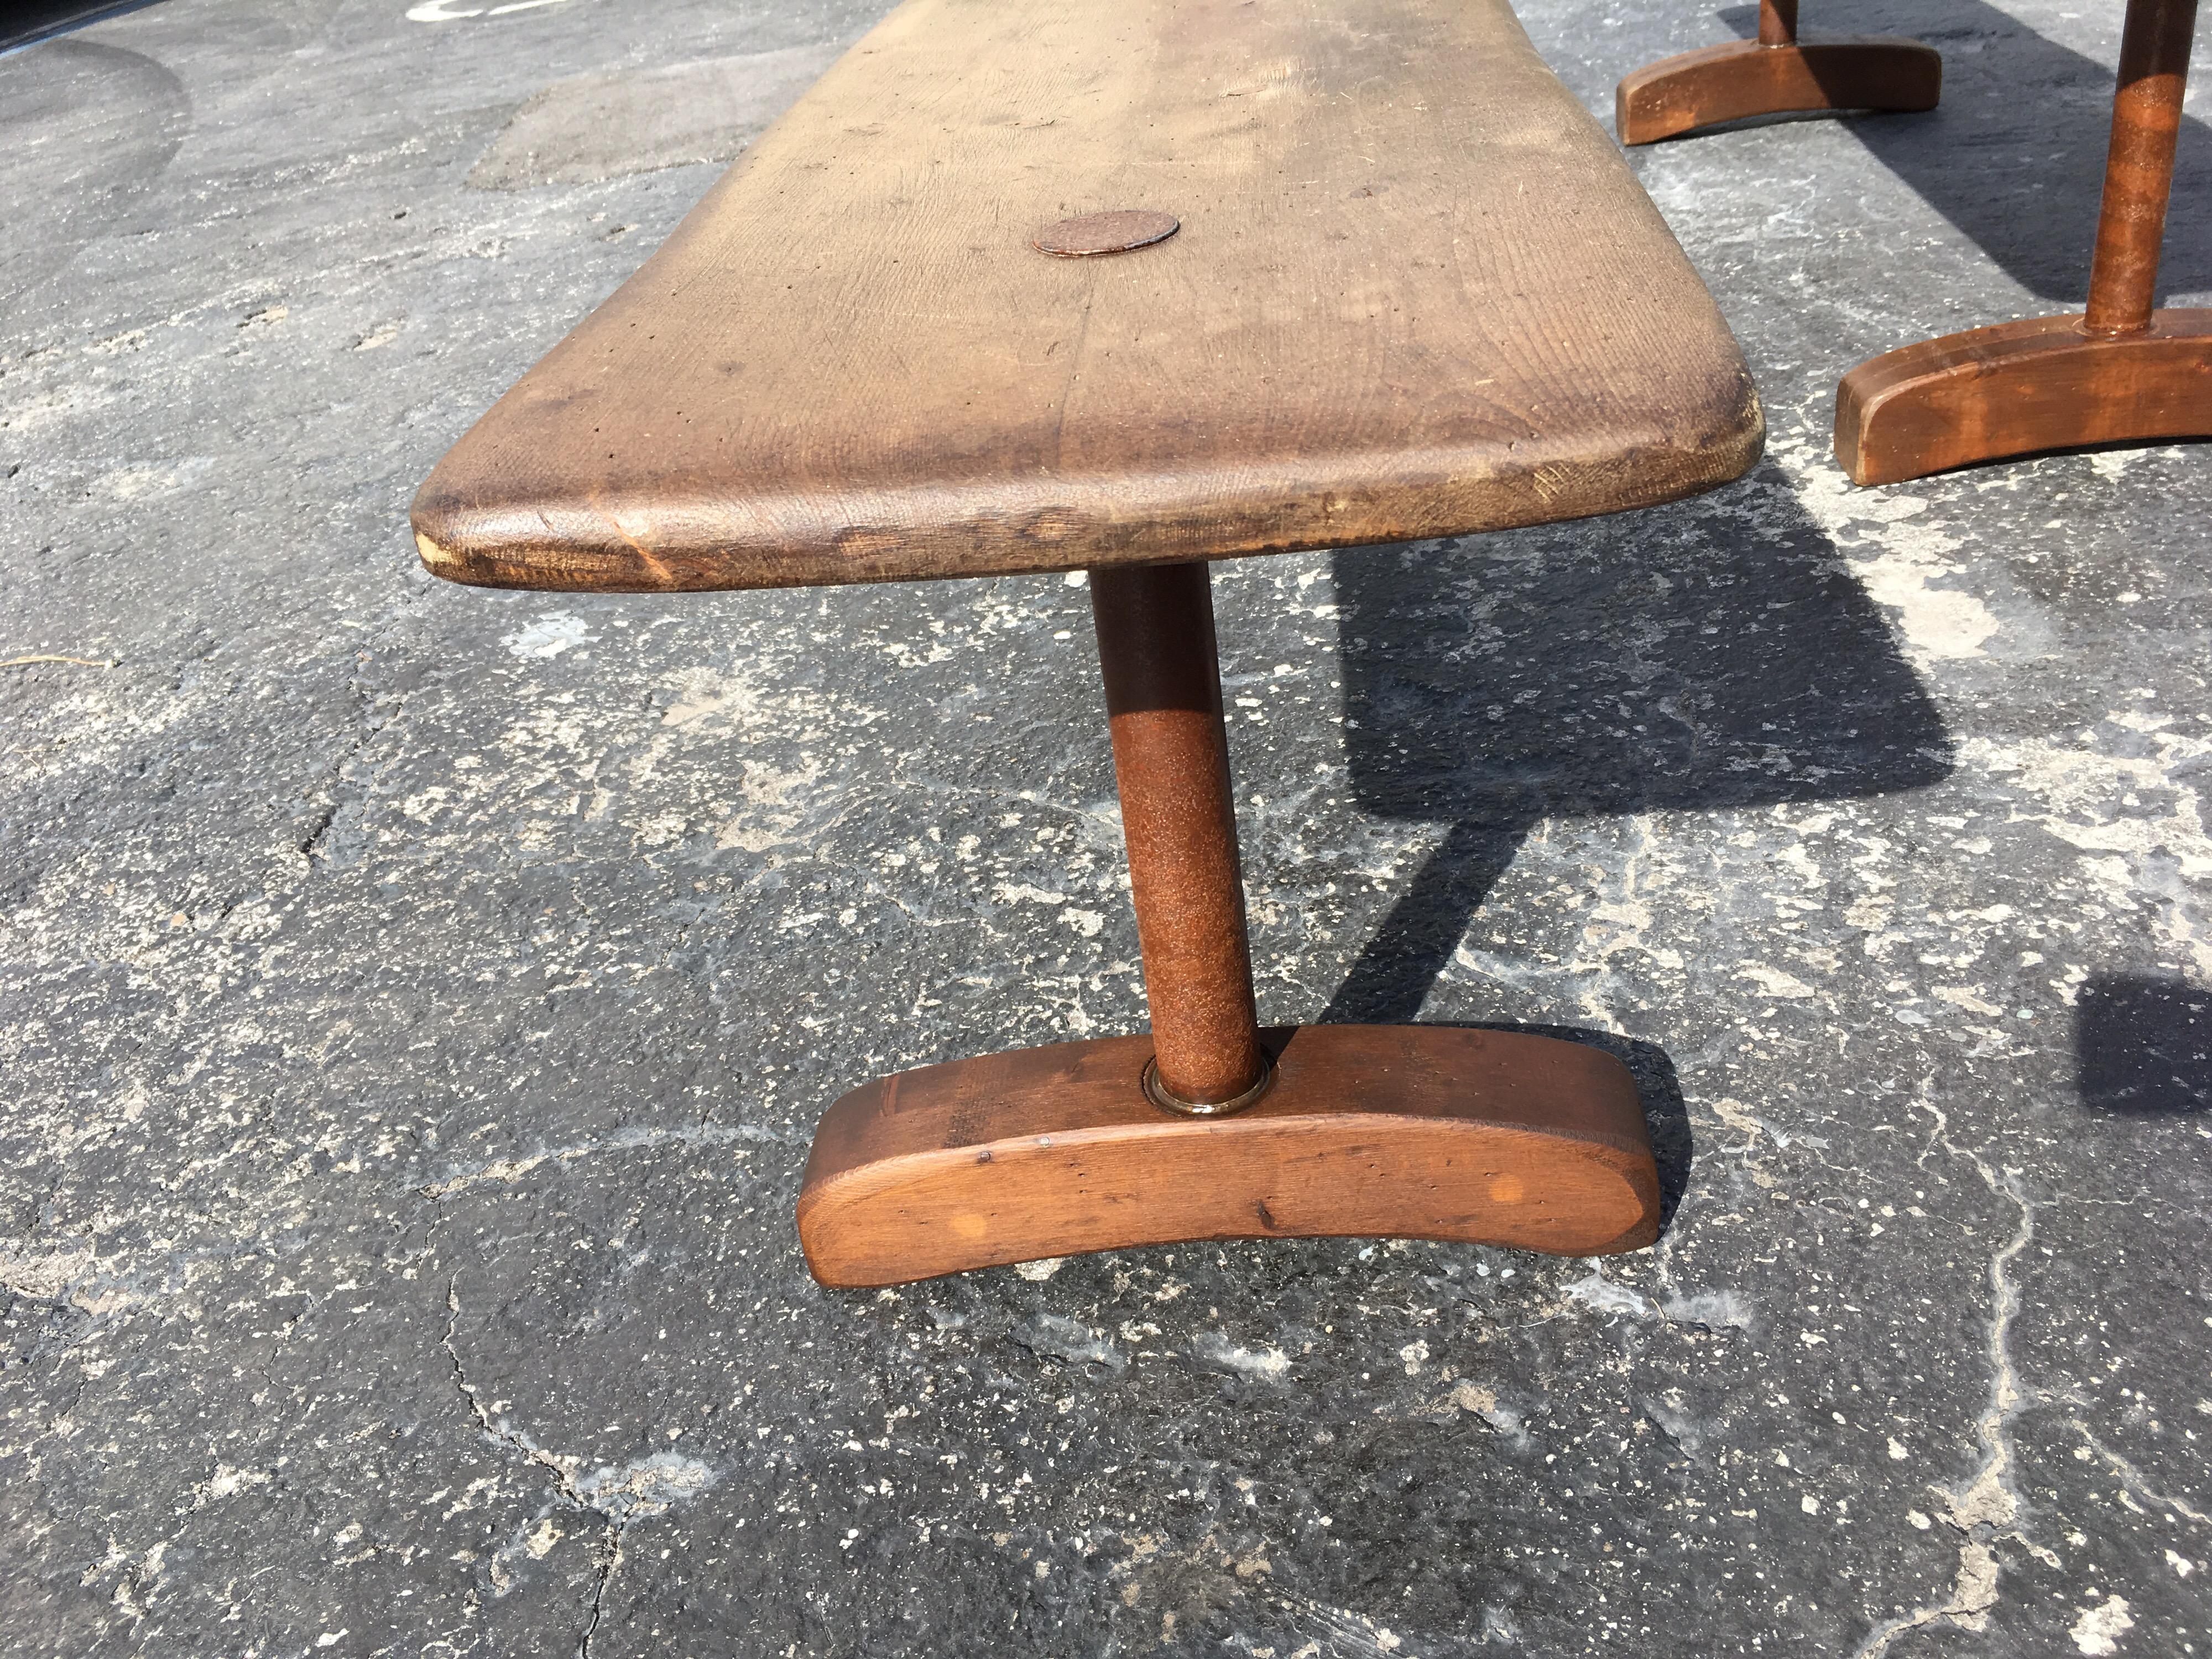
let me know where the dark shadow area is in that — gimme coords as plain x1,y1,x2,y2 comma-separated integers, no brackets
1715,0,2212,303
1324,471,1953,1027
2077,974,2212,1114
0,38,189,315
0,0,166,55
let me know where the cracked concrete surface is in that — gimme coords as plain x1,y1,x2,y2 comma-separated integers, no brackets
440,1271,718,1654
3,0,2210,1654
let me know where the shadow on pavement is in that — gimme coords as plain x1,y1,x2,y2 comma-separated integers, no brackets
1317,474,1951,1235
1322,473,1953,1027
2077,974,2212,1114
1,1,169,55
0,39,189,315
1713,0,2212,304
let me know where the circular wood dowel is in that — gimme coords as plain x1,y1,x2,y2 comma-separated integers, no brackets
1032,210,1180,258
1088,562,1266,1109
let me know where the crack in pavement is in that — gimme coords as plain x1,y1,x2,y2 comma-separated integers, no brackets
2072,1423,2212,1528
1851,1098,2043,1658
437,1274,721,1656
440,1274,618,1658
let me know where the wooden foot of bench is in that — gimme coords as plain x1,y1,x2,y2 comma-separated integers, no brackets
1835,0,2204,485
796,1025,1660,1287
1615,1,1938,146
1835,311,2212,484
794,559,1660,1286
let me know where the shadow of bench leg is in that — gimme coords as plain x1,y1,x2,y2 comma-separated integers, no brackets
794,561,1661,1287
1616,0,1940,147
1837,0,2206,484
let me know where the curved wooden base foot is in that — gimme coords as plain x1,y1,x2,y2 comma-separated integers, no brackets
796,1025,1661,1287
1616,39,1941,145
1836,310,2212,484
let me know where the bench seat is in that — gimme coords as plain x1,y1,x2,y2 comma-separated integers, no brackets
411,0,1761,592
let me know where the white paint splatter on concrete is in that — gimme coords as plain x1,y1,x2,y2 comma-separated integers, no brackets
501,613,593,659
1661,1290,1753,1331
2070,1596,2135,1655
574,1451,717,1521
1738,964,1816,999
1563,1269,1652,1319
1190,1331,1290,1381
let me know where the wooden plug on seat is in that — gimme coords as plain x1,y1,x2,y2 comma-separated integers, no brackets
1616,0,1940,147
1837,0,2209,484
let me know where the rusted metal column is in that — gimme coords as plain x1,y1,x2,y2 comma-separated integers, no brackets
1089,562,1267,1113
1757,0,1798,49
2085,0,2199,336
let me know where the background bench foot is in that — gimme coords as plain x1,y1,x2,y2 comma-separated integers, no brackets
1615,1,1938,147
1835,310,2212,484
1616,39,1941,145
796,1025,1661,1287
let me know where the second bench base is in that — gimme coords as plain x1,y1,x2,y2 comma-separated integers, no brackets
1837,309,2212,484
797,1024,1661,1287
1616,38,1940,145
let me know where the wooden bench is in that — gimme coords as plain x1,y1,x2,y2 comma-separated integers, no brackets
413,0,1764,1287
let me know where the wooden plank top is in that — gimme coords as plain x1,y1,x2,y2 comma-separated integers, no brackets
412,0,1764,593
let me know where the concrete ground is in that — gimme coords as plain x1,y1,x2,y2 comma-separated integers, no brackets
3,0,2208,1653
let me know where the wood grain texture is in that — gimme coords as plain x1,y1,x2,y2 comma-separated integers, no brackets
1835,311,2212,484
797,1024,1661,1287
2085,0,2198,335
412,0,1762,593
1616,38,1940,147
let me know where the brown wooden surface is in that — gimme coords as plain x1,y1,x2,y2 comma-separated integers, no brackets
2086,0,2199,335
797,1025,1662,1287
1835,310,2212,484
411,0,1762,594
1091,563,1264,1108
1616,36,1940,147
